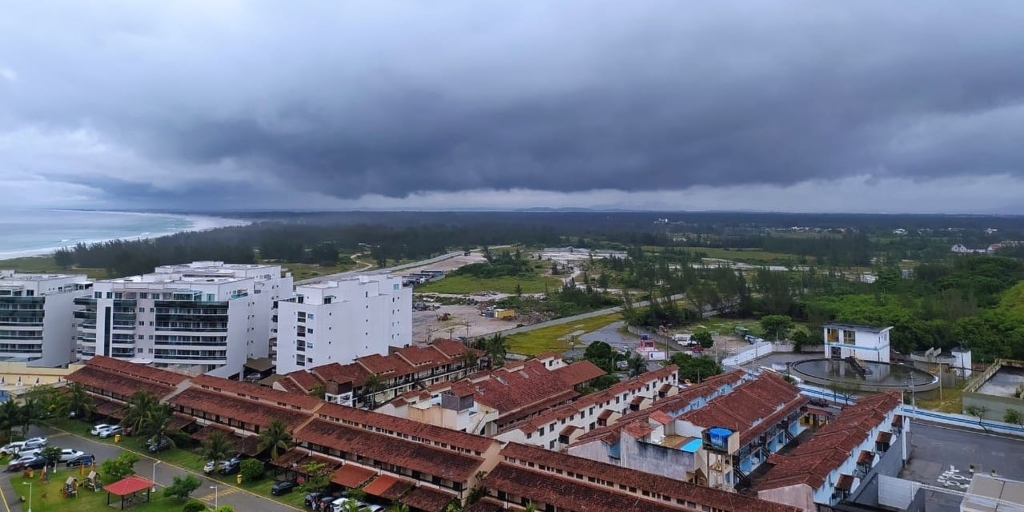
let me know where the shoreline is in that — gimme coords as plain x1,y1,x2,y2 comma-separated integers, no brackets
0,211,251,261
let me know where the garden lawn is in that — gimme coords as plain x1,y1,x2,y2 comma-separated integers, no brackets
11,474,183,512
415,274,562,294
694,247,809,265
505,313,623,356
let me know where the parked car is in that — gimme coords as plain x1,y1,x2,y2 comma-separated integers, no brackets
90,424,113,436
203,460,222,474
59,449,86,462
271,480,298,496
360,505,385,512
318,495,340,510
22,437,47,450
17,448,42,459
7,456,45,472
809,397,829,407
332,498,364,512
219,460,241,475
98,426,122,438
304,491,325,508
65,454,95,467
147,437,171,453
0,441,25,455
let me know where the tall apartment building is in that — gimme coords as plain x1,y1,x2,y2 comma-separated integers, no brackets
0,270,92,367
276,274,411,374
77,262,291,378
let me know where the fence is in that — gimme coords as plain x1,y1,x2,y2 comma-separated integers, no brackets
722,341,775,366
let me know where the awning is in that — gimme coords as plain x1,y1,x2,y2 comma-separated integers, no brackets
96,400,125,419
166,414,195,431
836,474,855,492
363,474,413,499
857,450,874,465
876,431,893,444
244,357,274,372
401,487,457,512
331,464,376,488
272,449,309,469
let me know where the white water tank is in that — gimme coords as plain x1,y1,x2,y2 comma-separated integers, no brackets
952,346,972,379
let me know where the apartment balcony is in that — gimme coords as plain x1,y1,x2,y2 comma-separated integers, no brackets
74,297,97,307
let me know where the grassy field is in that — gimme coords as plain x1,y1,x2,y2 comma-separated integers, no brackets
43,418,309,510
11,472,186,512
0,255,108,279
280,260,359,281
505,312,623,356
415,274,562,294
915,386,964,414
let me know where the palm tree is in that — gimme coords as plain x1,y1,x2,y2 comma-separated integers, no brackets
145,403,175,444
66,383,94,419
362,373,383,409
201,430,233,463
19,396,42,436
0,399,20,442
257,418,292,460
388,503,410,512
485,333,508,366
627,353,648,378
461,349,480,371
524,503,538,512
121,390,159,436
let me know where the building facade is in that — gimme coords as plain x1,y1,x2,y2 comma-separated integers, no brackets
276,274,411,374
824,323,893,363
77,262,291,377
0,270,91,367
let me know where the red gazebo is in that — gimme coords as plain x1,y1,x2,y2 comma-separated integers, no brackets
105,475,153,509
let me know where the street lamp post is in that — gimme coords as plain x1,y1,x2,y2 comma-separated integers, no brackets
23,481,32,512
210,485,218,508
152,460,161,492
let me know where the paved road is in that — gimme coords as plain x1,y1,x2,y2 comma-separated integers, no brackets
900,420,1024,511
1,425,298,512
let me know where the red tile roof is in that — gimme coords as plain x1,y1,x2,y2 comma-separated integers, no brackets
498,443,797,512
192,374,323,410
316,402,496,454
508,365,679,435
462,501,505,512
757,391,902,492
649,410,674,425
378,478,415,501
68,364,175,400
171,388,312,430
484,463,684,512
296,419,485,482
312,361,372,386
306,340,475,387
678,372,806,445
445,360,578,418
428,339,474,359
332,464,377,488
553,360,607,387
401,486,457,512
85,355,189,386
284,370,325,394
104,475,153,496
571,369,744,445
363,474,403,497
622,421,655,439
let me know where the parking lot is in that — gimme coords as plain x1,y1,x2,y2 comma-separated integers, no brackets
901,421,1024,511
1,424,298,512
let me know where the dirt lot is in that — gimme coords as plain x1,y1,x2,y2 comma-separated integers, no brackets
412,304,518,343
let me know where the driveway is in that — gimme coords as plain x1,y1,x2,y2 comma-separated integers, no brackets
1,425,299,512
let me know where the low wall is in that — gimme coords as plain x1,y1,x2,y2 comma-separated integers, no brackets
722,341,774,366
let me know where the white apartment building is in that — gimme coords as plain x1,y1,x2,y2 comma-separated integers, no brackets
824,323,893,363
276,274,411,374
0,270,92,367
77,262,291,378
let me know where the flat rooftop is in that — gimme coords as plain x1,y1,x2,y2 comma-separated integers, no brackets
976,367,1024,398
823,323,893,333
962,474,1024,511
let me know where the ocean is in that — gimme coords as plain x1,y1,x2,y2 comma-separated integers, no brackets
0,210,248,260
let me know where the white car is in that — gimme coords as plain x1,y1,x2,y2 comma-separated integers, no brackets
203,460,222,474
17,448,42,459
58,449,86,462
0,442,25,455
98,426,122,439
91,424,113,436
22,437,47,450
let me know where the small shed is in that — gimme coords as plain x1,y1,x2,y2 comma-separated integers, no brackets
105,475,152,509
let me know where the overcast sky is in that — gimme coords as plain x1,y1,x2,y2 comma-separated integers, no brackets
2,1,1024,213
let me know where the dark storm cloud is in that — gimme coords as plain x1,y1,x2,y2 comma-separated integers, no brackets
3,0,1024,202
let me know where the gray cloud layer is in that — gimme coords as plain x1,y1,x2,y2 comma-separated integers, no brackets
2,1,1024,208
